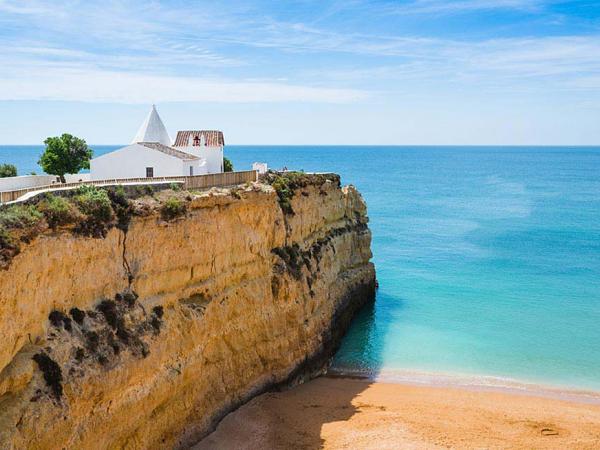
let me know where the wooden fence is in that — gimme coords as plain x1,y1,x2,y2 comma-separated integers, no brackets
0,170,258,204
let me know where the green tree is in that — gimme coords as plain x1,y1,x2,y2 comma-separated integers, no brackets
0,164,17,178
223,157,233,172
39,134,92,183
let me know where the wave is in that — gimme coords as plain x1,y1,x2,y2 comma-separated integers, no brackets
327,367,600,405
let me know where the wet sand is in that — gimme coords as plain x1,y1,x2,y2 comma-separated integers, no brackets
194,376,600,449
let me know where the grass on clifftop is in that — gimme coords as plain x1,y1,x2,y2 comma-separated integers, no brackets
0,184,192,269
73,186,116,237
160,197,187,221
0,180,262,269
37,195,82,229
0,204,44,230
0,204,45,269
262,171,341,215
0,175,304,269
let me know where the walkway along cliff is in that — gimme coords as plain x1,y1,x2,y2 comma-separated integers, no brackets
0,173,376,449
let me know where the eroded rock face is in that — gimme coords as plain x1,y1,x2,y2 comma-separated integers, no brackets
0,178,375,449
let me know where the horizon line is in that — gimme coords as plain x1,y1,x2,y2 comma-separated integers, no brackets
2,144,600,148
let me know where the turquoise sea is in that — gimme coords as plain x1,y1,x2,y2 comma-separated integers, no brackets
2,145,600,392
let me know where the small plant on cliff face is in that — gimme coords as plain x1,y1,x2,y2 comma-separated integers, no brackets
231,188,242,200
37,194,81,229
106,186,133,232
270,175,295,215
272,244,304,280
160,197,186,221
263,171,342,215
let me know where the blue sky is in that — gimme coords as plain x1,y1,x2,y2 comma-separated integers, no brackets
0,0,599,144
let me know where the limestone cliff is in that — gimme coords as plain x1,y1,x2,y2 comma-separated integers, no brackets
0,174,375,449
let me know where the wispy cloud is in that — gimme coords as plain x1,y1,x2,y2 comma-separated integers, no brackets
0,0,51,15
385,0,547,15
0,0,598,105
0,68,366,103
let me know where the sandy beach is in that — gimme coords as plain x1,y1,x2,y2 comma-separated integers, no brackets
194,376,600,449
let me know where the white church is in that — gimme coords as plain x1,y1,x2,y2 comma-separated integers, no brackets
90,105,225,180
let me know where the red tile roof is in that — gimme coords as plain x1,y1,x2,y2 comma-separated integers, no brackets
173,130,225,147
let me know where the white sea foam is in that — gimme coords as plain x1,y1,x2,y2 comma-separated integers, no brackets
327,367,600,405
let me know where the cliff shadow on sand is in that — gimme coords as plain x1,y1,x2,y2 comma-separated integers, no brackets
194,291,405,449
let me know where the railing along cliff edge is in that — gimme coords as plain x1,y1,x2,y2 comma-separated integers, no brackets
0,170,258,204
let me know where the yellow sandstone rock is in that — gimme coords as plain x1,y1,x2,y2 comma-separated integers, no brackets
0,178,375,449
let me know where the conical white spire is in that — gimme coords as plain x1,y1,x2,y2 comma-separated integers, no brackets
131,105,171,146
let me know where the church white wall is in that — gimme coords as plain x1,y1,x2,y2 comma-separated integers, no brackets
90,144,191,180
175,146,223,173
192,159,209,176
252,162,268,174
0,173,91,191
64,173,92,183
0,175,56,191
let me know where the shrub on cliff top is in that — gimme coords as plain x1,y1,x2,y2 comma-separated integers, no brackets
0,204,44,230
37,194,81,229
74,185,113,217
0,226,13,247
0,204,45,245
0,225,19,269
160,197,186,221
135,184,155,197
73,185,115,237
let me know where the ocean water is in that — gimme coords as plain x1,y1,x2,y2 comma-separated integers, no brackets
2,145,600,391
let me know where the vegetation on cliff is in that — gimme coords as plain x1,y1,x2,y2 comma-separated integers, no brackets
0,184,199,269
36,195,82,229
262,171,341,215
0,173,345,270
0,204,45,267
160,197,187,221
